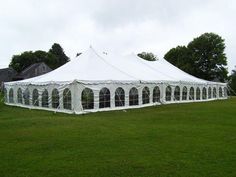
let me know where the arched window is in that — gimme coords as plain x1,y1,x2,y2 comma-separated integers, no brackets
153,86,160,103
17,88,23,104
165,86,172,101
189,87,194,100
63,88,72,110
129,87,139,106
99,88,110,108
23,89,30,105
213,87,217,98
224,87,227,97
196,87,201,100
219,87,223,97
182,86,187,101
115,87,125,107
174,86,180,101
142,87,150,104
208,87,212,99
42,89,49,107
4,88,7,102
32,89,39,106
52,89,59,109
9,88,14,103
202,87,207,100
82,88,94,110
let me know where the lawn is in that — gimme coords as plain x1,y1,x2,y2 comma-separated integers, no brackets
0,95,236,177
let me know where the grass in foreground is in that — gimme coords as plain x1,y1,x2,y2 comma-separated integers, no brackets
0,96,236,177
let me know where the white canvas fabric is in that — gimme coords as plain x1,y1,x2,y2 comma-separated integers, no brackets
4,46,228,114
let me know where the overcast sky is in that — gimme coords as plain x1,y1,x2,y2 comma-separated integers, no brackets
0,0,236,72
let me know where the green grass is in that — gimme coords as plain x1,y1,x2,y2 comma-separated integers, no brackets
0,95,236,177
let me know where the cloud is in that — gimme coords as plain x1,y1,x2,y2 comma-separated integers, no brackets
0,0,235,72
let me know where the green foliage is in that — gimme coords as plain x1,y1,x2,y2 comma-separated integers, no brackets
164,46,193,74
0,95,236,177
9,51,38,72
138,52,157,61
188,33,228,81
9,43,69,72
49,43,70,68
164,33,228,82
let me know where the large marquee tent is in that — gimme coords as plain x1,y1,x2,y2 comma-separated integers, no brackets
4,47,228,114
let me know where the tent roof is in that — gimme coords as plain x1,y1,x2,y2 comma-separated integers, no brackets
6,47,225,85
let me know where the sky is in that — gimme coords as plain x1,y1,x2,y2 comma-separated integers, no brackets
0,0,236,72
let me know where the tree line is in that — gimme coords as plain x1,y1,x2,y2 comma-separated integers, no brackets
9,43,69,72
8,33,236,95
138,32,235,95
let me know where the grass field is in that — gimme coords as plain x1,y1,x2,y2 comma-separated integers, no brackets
0,95,236,177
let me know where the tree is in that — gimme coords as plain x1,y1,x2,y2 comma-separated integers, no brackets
49,43,69,68
9,43,69,72
9,51,38,72
188,33,227,81
164,33,228,82
164,46,193,75
137,52,157,61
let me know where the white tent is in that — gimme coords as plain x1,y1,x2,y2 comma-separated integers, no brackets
4,47,228,114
